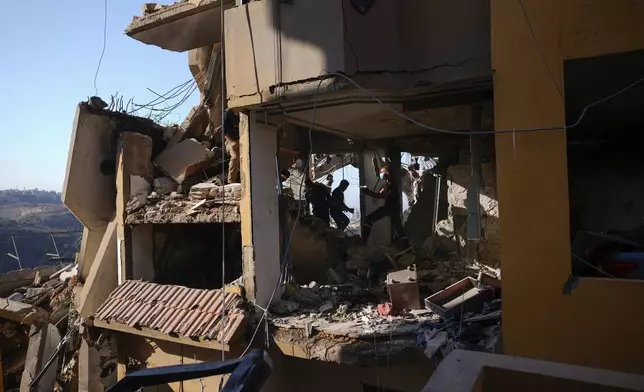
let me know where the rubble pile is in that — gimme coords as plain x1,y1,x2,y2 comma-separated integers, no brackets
126,189,241,224
270,268,502,362
271,283,439,339
0,264,85,391
94,94,244,224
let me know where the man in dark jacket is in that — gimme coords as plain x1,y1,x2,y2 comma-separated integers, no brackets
305,178,332,224
331,180,353,231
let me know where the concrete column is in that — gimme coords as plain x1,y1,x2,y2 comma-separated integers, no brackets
79,336,118,392
20,324,61,392
240,111,281,308
78,225,108,281
359,149,390,246
79,220,117,318
387,145,402,243
467,106,483,241
115,133,154,284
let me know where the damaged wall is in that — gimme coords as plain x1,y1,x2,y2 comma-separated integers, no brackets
263,348,432,392
117,333,236,392
492,0,644,374
152,223,242,290
224,0,491,107
434,163,500,267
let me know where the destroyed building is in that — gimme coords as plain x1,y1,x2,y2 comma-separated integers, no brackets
2,0,644,391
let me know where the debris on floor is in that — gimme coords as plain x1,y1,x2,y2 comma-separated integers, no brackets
268,221,503,365
0,263,85,391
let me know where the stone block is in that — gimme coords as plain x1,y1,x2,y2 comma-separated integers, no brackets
153,138,215,183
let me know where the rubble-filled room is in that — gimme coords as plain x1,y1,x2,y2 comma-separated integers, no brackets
565,49,644,281
271,117,504,361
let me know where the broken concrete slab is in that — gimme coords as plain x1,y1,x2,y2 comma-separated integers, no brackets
163,124,186,148
125,0,235,52
181,105,209,140
189,182,242,201
0,299,49,325
153,138,215,183
20,324,61,392
153,176,178,196
78,220,117,318
0,266,66,297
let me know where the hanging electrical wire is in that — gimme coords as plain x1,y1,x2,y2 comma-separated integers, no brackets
93,0,108,97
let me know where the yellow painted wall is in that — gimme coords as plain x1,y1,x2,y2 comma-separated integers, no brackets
491,0,644,374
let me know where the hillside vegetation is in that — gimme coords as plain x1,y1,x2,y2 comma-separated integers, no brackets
0,189,82,272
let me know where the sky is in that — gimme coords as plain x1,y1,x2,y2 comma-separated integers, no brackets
0,1,198,191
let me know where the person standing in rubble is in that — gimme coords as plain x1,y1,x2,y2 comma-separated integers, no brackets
305,177,332,224
223,108,240,184
331,179,354,231
361,167,409,247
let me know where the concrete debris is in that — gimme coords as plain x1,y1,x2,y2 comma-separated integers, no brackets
0,263,84,391
153,138,216,183
87,96,108,110
125,193,148,214
142,2,163,15
153,176,178,195
190,182,242,201
125,192,241,224
181,105,210,140
163,124,186,148
319,301,334,313
272,300,300,315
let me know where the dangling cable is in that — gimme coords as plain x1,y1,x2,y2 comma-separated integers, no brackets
219,0,227,363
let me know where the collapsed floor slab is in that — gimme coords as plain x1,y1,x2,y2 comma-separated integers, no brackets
125,0,235,52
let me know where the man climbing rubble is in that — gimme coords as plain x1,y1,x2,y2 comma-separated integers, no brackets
305,177,332,224
222,108,240,184
361,166,409,248
331,179,354,231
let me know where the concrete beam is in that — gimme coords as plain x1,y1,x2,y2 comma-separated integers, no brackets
78,220,117,318
240,111,281,308
62,104,117,231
